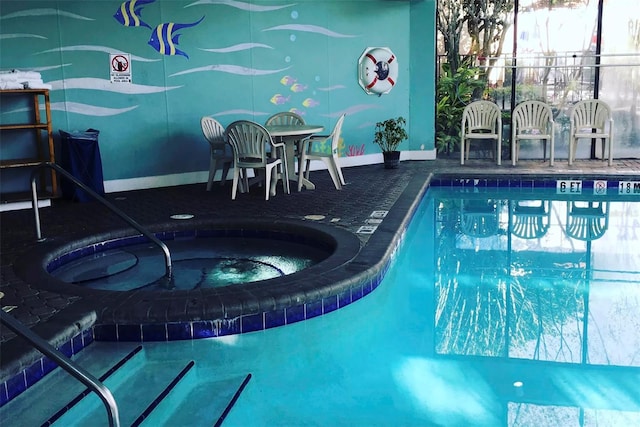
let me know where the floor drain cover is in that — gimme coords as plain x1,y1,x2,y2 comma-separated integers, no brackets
304,215,326,221
170,214,195,220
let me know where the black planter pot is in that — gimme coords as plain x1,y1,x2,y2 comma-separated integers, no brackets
383,150,400,169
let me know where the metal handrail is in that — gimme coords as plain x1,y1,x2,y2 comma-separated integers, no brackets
0,309,121,427
30,162,173,284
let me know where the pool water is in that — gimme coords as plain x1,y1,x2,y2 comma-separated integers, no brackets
142,187,640,425
7,187,640,425
50,236,331,291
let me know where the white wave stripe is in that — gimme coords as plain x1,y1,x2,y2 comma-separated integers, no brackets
170,64,290,77
50,102,138,117
200,43,273,53
213,109,269,116
323,104,380,118
185,0,294,12
29,64,72,73
0,8,94,21
4,102,138,117
262,24,358,38
48,78,182,94
0,33,47,40
317,85,346,92
35,45,160,62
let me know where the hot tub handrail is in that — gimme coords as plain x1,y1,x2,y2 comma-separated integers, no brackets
0,309,121,427
30,162,173,282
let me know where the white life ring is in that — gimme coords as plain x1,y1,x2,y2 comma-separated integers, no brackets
358,47,398,96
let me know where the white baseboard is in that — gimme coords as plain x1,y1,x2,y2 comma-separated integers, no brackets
103,150,437,194
1,198,51,212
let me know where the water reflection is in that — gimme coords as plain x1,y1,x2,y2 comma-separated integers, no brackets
433,188,640,367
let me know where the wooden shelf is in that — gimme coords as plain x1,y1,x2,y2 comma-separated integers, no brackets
0,123,49,131
0,89,57,202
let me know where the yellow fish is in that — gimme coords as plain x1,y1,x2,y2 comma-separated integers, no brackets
302,98,319,108
270,94,290,105
280,75,296,86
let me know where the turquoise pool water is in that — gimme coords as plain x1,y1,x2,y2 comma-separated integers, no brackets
6,186,640,425
144,187,640,425
49,236,331,291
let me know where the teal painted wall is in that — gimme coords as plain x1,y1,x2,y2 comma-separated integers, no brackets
0,0,435,188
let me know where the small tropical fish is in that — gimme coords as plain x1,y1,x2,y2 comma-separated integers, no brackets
302,98,319,108
148,16,204,58
289,108,305,116
290,83,307,93
113,0,155,29
280,75,296,86
270,94,290,105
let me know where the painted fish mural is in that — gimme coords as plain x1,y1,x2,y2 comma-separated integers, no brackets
289,108,305,116
290,83,307,93
302,98,319,108
280,75,296,86
270,94,290,105
113,0,155,29
148,16,204,58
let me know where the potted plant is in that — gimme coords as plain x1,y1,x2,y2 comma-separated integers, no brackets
374,116,408,169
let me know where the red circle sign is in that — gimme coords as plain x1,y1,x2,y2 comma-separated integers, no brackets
112,55,129,72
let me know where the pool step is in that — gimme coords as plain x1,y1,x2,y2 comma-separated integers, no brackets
52,356,194,426
0,341,142,426
1,341,252,426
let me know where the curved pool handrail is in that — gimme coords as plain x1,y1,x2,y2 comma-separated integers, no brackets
29,162,173,284
0,309,121,427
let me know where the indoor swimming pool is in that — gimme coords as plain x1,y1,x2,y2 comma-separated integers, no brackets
3,184,640,426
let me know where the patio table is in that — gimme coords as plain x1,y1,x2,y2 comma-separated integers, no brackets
266,124,324,191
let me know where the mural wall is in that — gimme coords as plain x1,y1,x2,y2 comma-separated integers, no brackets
0,0,435,192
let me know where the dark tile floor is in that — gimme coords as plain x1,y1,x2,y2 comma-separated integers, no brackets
2,157,640,379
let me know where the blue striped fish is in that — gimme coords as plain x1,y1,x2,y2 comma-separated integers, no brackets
147,16,204,59
113,0,155,29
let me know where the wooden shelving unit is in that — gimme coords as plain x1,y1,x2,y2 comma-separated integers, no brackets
0,89,57,203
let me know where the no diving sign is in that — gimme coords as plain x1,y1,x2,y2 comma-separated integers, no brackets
110,53,131,83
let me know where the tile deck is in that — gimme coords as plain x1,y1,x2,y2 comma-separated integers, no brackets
2,157,640,384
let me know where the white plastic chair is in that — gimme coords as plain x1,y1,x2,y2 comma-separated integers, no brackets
225,120,289,200
200,117,233,190
297,114,346,191
510,200,550,239
265,111,305,127
511,101,555,166
568,99,614,166
460,100,502,165
265,111,306,159
565,201,609,241
460,199,500,238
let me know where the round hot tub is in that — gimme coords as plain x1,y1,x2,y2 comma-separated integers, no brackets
14,218,366,333
48,229,335,292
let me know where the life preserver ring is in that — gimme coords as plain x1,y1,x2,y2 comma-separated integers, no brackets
358,47,398,96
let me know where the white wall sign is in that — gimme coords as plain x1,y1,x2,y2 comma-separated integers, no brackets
618,181,640,195
557,180,582,194
110,53,131,83
593,180,607,195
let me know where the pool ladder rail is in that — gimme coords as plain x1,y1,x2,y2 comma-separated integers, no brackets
0,309,121,427
29,162,174,287
1,309,253,425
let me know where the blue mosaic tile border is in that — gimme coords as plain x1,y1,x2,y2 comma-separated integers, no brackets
429,176,630,191
0,328,93,408
92,261,390,342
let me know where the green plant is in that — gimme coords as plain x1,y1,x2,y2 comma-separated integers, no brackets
436,62,485,154
374,116,408,152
